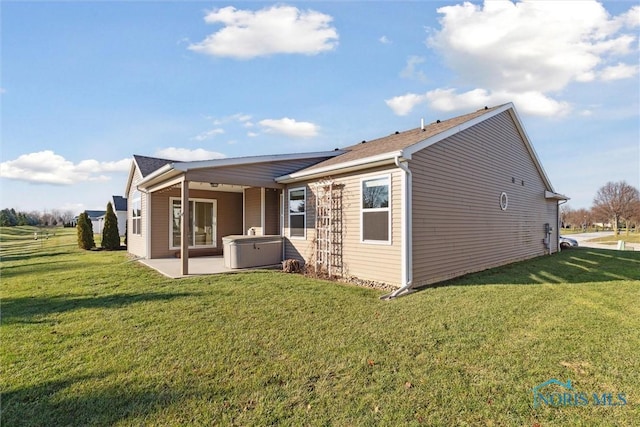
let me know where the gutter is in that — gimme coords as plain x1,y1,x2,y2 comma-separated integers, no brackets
276,151,402,184
137,163,175,188
381,156,414,300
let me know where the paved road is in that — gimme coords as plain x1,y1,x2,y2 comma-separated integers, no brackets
562,231,638,251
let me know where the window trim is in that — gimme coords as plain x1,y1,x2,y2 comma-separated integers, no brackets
131,190,142,235
288,187,307,240
360,174,392,245
169,197,218,249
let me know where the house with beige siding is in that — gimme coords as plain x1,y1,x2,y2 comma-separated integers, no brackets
125,103,567,297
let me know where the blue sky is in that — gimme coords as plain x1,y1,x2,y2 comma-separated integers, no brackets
1,1,638,213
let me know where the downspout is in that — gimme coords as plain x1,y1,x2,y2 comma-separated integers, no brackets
382,156,413,299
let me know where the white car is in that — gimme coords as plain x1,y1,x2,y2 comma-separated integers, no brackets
559,236,579,249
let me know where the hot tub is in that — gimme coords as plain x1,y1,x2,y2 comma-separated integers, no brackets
222,235,283,269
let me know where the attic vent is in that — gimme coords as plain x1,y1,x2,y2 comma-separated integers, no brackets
484,106,488,110
361,140,366,144
395,131,399,134
436,119,441,123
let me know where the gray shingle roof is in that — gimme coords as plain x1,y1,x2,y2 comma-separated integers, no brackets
298,105,505,174
112,195,127,211
85,210,106,219
133,155,175,177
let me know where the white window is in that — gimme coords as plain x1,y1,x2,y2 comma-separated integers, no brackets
131,190,142,235
288,187,306,238
361,175,391,243
170,198,217,248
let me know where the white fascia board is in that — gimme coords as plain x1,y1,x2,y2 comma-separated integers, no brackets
402,103,514,159
173,150,343,172
137,168,182,191
275,151,403,183
124,160,139,197
545,191,569,201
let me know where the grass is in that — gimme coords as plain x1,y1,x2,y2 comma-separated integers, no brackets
587,233,640,245
2,226,639,426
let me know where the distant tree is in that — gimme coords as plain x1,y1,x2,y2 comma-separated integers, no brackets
624,199,640,234
592,181,640,235
27,211,41,226
561,206,592,230
101,202,121,250
560,205,572,228
0,209,17,226
60,210,75,226
76,211,95,249
41,210,53,226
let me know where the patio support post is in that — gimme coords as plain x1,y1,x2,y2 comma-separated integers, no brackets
181,178,190,275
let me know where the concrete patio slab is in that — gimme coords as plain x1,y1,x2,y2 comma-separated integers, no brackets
138,256,281,279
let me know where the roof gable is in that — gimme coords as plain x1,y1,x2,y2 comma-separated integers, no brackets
276,103,557,193
276,105,509,182
112,195,127,211
304,105,506,173
133,155,175,177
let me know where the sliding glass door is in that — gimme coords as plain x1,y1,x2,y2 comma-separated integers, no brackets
171,198,217,248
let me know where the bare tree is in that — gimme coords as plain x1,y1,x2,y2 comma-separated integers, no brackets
562,206,593,230
60,210,75,226
560,205,572,229
592,181,640,235
625,199,640,234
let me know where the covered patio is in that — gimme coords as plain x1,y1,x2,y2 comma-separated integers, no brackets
130,152,339,276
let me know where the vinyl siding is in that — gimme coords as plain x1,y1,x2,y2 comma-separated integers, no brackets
149,189,243,258
127,167,146,258
264,188,281,235
285,166,403,287
410,111,559,286
244,188,262,235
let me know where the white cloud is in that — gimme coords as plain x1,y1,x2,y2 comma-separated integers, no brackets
385,93,429,116
155,147,226,162
192,128,225,141
616,5,640,28
386,88,571,117
247,132,259,137
189,5,339,59
207,113,252,126
232,113,252,122
599,62,640,81
0,151,130,185
259,118,319,137
400,56,427,82
379,35,391,44
428,1,638,92
386,1,639,117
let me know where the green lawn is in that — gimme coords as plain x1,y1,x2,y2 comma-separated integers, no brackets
2,227,639,426
587,233,640,245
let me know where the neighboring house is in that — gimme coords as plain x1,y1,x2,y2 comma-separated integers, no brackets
97,196,128,237
125,103,567,297
82,210,106,235
112,195,128,236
